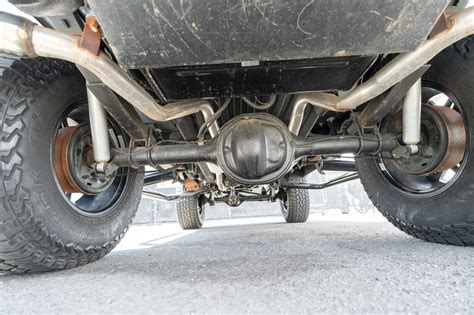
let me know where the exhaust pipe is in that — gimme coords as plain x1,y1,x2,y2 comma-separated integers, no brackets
288,6,474,134
1,7,473,137
0,12,218,136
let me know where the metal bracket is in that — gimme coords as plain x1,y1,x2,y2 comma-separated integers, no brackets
80,15,101,55
428,12,452,39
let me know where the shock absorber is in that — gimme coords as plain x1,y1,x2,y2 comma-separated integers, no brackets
402,79,422,154
87,88,111,171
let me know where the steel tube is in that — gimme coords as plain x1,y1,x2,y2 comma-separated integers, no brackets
0,12,219,134
293,136,398,158
402,79,422,145
113,134,398,169
162,99,219,138
287,6,474,134
142,189,207,202
2,7,473,147
288,95,311,135
87,88,111,163
322,160,357,172
113,142,217,167
144,171,176,186
280,172,360,190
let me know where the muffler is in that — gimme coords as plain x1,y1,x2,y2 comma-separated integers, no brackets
0,12,218,135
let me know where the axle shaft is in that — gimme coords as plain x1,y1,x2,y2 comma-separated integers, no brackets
113,134,397,169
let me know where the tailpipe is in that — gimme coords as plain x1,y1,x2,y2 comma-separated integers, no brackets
0,12,218,135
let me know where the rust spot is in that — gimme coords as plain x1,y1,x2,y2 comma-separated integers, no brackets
428,12,453,39
429,106,466,174
86,15,100,33
54,126,85,193
184,178,200,192
22,20,37,57
80,15,102,55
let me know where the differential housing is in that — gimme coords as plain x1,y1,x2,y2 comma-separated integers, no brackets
217,114,295,185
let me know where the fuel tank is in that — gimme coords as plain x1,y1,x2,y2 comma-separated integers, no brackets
88,0,449,69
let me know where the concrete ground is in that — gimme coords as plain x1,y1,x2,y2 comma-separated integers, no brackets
1,213,474,314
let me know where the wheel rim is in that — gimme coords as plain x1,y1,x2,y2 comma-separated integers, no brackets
376,82,469,197
52,99,130,216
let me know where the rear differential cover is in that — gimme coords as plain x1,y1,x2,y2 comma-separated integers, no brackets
217,114,294,185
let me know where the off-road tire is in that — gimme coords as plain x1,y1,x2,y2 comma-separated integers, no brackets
0,55,144,273
281,176,310,223
176,195,204,230
356,36,474,246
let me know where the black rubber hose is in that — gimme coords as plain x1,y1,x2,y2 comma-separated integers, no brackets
242,95,276,110
197,98,231,140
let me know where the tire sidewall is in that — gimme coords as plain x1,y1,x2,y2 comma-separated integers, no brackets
356,39,474,229
4,61,143,248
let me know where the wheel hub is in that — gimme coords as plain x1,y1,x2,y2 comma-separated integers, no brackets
388,105,466,175
54,125,114,194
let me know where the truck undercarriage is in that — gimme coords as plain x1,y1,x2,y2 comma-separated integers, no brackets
1,0,474,273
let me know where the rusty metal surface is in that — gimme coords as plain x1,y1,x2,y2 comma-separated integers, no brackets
80,15,101,56
385,105,466,176
430,106,466,173
22,19,37,58
184,178,199,192
54,126,84,193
